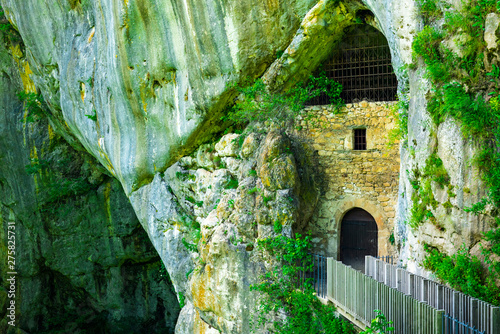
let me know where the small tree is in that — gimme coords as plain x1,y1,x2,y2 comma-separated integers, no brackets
361,310,395,334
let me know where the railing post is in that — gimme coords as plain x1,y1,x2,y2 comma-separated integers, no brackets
396,268,403,293
409,274,415,299
452,291,459,320
327,258,333,300
422,279,429,303
492,307,500,334
471,299,479,331
436,285,444,310
384,263,391,286
435,309,444,334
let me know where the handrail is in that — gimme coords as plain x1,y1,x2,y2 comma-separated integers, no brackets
365,256,499,334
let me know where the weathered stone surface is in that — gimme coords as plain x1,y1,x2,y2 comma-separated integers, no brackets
485,13,500,50
129,129,318,333
295,103,400,258
0,38,180,333
214,133,240,157
3,0,499,330
0,0,320,194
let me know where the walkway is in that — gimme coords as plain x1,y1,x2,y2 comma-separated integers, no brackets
309,255,500,334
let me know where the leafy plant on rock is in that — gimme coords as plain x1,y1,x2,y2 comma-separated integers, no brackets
223,71,342,127
251,233,356,334
18,91,48,123
423,244,500,305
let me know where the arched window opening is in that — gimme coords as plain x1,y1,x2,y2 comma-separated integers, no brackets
340,207,378,272
310,24,398,104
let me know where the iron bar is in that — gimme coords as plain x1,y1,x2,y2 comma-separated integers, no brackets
307,25,398,105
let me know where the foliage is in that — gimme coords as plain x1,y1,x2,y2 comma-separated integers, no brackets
185,196,203,207
225,177,239,189
0,6,11,32
412,0,500,211
25,158,50,174
483,228,500,279
422,152,450,188
178,292,185,308
176,171,195,182
223,71,342,127
247,187,258,195
182,237,198,253
251,234,356,334
361,310,395,334
423,245,500,305
389,233,395,246
85,109,97,121
409,170,440,229
387,94,409,148
273,220,283,234
18,91,48,123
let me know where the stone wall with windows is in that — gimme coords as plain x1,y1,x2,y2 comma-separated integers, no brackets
294,101,400,261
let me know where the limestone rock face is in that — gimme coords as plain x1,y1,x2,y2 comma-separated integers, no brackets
4,0,500,331
0,37,180,333
129,130,318,333
0,0,319,195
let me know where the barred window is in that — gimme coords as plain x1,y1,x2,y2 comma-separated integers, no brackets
309,24,398,104
354,129,367,150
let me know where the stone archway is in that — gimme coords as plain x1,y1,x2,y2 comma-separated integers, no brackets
340,207,378,271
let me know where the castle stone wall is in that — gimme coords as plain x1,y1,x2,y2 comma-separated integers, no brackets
294,101,400,260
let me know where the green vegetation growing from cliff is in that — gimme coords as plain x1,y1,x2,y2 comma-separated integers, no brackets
18,91,49,123
387,94,409,148
413,0,500,208
423,244,500,305
224,72,342,127
251,234,355,334
408,152,449,229
412,0,500,304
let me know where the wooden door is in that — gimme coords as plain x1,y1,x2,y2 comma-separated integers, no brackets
340,208,378,272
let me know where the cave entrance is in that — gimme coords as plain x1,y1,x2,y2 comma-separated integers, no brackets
310,24,398,104
340,208,378,272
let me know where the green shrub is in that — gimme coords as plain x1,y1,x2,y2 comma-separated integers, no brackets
247,187,258,195
423,245,500,305
273,220,282,234
251,234,356,333
415,0,442,21
361,310,394,334
412,0,500,213
182,237,198,252
223,71,342,127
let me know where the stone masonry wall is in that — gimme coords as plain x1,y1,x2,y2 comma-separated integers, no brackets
294,101,400,260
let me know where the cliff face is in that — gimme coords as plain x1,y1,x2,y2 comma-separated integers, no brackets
0,33,180,333
2,0,500,332
0,0,319,195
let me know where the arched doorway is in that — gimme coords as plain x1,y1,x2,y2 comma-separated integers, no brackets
340,208,378,272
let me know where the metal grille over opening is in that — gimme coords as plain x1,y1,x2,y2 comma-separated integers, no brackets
354,128,366,150
309,24,398,104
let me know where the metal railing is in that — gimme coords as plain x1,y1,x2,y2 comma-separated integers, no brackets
327,258,444,333
311,254,327,299
377,255,395,265
365,256,500,334
444,313,485,334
